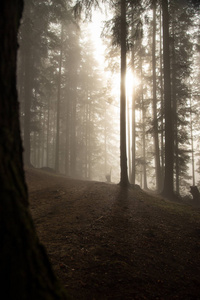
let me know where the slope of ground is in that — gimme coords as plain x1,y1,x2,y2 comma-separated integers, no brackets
26,167,200,300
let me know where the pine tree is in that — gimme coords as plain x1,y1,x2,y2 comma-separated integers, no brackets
161,0,174,197
0,1,69,298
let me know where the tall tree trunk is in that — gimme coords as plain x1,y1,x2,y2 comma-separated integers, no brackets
23,1,32,166
84,95,91,179
42,111,46,166
46,95,50,166
131,89,136,185
131,33,136,185
32,130,37,166
84,101,88,179
141,76,148,190
120,0,129,186
70,77,77,178
161,0,174,197
55,24,64,173
104,103,108,176
152,0,162,191
159,4,164,182
0,1,68,299
190,97,195,186
88,101,92,179
38,111,42,167
127,99,132,180
65,90,70,176
171,21,179,194
142,107,148,190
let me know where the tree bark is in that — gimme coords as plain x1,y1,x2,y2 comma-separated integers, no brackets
131,24,136,185
159,4,164,183
171,20,179,194
23,1,32,166
127,100,132,179
70,74,77,178
152,0,162,191
55,23,64,173
65,89,71,176
161,0,174,197
0,1,68,299
141,68,148,190
120,0,129,187
190,97,195,186
131,89,136,185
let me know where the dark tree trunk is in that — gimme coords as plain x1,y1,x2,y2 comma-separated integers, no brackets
65,90,70,176
171,21,179,194
70,75,77,178
55,24,64,173
120,0,129,187
190,97,195,186
104,104,108,175
159,5,164,180
131,90,136,185
141,75,148,190
23,1,32,166
127,100,132,179
131,25,136,185
152,0,162,191
46,95,51,166
87,100,92,179
0,1,68,299
161,0,174,197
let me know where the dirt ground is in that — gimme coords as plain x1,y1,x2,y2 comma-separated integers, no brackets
26,168,200,300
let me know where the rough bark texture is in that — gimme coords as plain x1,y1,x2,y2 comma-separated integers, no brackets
0,1,68,299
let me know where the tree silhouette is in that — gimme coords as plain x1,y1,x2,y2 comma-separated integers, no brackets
120,0,129,186
161,0,174,197
0,1,68,299
74,0,130,186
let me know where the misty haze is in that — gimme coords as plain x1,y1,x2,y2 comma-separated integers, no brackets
18,0,200,198
1,0,200,299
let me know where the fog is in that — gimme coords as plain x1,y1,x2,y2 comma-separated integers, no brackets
17,0,200,196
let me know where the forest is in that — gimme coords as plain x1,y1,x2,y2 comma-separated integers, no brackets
1,0,200,299
17,0,200,199
17,0,200,198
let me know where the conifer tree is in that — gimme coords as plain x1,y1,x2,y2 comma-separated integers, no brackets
0,1,69,298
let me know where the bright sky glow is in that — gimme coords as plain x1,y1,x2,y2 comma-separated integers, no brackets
88,11,141,104
126,70,140,99
88,10,107,66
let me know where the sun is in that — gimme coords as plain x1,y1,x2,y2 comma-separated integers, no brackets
126,70,140,100
109,70,140,105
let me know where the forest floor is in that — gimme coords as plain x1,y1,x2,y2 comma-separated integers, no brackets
26,167,200,300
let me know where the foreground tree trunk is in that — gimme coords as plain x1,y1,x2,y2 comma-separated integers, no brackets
0,1,68,299
120,0,129,187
